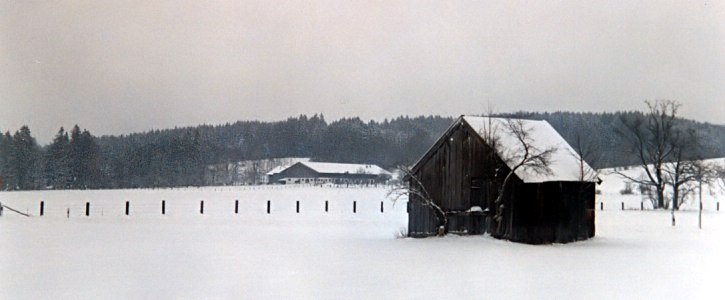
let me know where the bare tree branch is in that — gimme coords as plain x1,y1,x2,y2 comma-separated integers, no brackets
388,165,448,236
615,100,682,209
480,118,555,237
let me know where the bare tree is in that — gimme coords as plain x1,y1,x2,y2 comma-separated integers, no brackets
716,164,725,191
388,166,447,236
486,119,555,237
662,128,702,226
615,100,680,209
687,161,718,229
570,131,602,183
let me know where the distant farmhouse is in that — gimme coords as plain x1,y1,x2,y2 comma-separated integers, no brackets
267,162,392,185
407,116,598,244
206,157,310,185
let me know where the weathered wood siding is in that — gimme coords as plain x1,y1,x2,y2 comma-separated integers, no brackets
408,118,596,243
408,121,505,236
504,181,595,244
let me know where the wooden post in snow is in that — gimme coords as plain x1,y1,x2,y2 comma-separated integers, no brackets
699,181,703,229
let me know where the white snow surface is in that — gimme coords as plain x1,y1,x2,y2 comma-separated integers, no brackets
265,165,288,176
1,184,724,299
463,116,598,183
597,157,725,210
299,162,391,176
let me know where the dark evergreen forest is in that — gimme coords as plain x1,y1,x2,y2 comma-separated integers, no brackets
1,112,724,190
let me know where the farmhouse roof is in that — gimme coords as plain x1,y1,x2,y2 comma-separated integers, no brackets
299,162,391,176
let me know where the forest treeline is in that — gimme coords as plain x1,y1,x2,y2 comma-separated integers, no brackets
1,112,724,190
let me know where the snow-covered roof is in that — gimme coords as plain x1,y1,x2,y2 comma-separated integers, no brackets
265,166,288,176
463,116,598,183
300,162,391,176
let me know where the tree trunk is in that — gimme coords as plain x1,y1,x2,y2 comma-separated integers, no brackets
493,171,515,238
699,181,703,229
656,168,665,209
671,185,677,226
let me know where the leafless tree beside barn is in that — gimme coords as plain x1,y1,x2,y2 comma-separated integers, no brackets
615,100,696,210
398,116,597,244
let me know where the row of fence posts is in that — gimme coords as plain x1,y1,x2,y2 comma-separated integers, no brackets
599,201,720,211
36,200,387,217
33,199,723,216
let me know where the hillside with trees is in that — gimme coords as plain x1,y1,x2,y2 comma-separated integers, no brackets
1,112,724,190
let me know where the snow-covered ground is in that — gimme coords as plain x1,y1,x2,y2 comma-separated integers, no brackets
1,183,724,299
597,158,725,211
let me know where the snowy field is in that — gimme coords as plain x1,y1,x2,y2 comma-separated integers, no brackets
1,183,724,299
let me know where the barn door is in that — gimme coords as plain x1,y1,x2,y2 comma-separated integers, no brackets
470,178,482,208
469,178,485,234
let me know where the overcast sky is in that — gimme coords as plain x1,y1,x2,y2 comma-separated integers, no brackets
1,1,724,144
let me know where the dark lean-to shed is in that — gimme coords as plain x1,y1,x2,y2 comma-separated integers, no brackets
407,116,598,244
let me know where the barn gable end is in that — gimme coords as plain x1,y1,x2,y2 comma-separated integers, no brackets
407,116,596,244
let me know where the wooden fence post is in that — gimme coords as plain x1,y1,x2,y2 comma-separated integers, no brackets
267,200,271,214
235,200,239,214
85,202,90,216
353,201,357,213
325,201,328,212
162,200,166,215
296,201,300,213
125,201,130,215
380,201,384,213
40,201,44,216
200,201,204,214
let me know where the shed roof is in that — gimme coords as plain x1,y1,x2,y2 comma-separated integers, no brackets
462,116,597,183
265,165,288,176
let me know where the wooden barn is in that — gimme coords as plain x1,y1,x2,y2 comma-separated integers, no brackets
407,116,598,244
268,162,392,185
